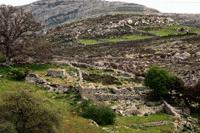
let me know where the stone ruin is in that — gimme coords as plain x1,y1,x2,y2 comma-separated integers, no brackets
47,69,67,78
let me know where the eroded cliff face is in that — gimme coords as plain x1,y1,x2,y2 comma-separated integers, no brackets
22,0,158,26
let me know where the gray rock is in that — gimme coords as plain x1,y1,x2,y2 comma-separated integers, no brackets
26,73,69,94
195,51,200,57
22,0,159,27
26,73,48,84
174,52,191,60
47,69,67,78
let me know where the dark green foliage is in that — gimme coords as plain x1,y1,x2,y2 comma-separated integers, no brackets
0,90,61,133
9,67,29,80
0,122,16,133
169,76,185,91
144,66,172,97
184,81,200,105
79,101,116,125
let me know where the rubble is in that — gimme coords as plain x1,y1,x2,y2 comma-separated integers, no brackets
47,69,67,78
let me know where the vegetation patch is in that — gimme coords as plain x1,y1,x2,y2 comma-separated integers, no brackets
76,100,116,126
79,34,152,45
79,39,99,45
144,66,185,98
148,25,200,37
0,90,61,133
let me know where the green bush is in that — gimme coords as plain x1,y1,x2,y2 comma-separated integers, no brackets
169,76,185,92
144,66,172,97
0,90,61,133
9,67,29,80
80,103,116,125
0,122,16,133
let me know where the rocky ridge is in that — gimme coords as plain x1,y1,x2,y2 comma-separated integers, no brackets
22,0,159,26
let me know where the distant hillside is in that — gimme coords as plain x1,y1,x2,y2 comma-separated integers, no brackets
22,0,159,26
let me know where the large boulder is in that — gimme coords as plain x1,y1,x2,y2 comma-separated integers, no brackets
195,51,200,57
174,52,191,60
47,69,67,78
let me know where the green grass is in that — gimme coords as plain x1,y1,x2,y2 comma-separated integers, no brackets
0,65,176,133
105,114,174,133
79,39,98,45
0,78,105,133
149,25,182,36
149,25,200,37
192,27,200,34
116,114,173,125
79,34,151,45
104,35,151,43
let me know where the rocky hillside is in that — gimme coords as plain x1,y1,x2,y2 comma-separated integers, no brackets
22,0,159,26
47,14,175,43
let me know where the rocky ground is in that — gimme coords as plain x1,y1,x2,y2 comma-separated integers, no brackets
53,34,200,87
24,60,200,132
48,14,175,43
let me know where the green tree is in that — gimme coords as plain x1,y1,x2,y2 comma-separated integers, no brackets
0,5,40,64
0,90,61,133
144,66,172,97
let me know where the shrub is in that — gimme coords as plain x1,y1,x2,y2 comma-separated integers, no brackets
184,81,200,105
144,66,172,97
0,90,61,133
81,103,116,125
0,122,16,133
9,67,29,80
169,76,185,92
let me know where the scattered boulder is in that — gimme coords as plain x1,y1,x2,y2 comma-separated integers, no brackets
26,73,49,84
88,120,99,127
26,73,70,94
174,52,191,60
195,51,200,57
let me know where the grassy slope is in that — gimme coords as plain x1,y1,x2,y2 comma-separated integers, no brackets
0,65,175,133
0,78,105,133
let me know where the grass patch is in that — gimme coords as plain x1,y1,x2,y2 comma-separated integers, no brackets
79,39,98,45
149,25,200,37
104,35,151,43
79,34,152,45
115,114,173,125
105,114,174,133
149,25,182,36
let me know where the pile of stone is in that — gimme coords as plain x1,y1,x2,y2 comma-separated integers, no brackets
26,73,71,93
79,87,164,116
47,69,67,78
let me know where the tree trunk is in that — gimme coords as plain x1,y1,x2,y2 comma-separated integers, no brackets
5,43,11,65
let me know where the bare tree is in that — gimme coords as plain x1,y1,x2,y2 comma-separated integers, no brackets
0,5,41,64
